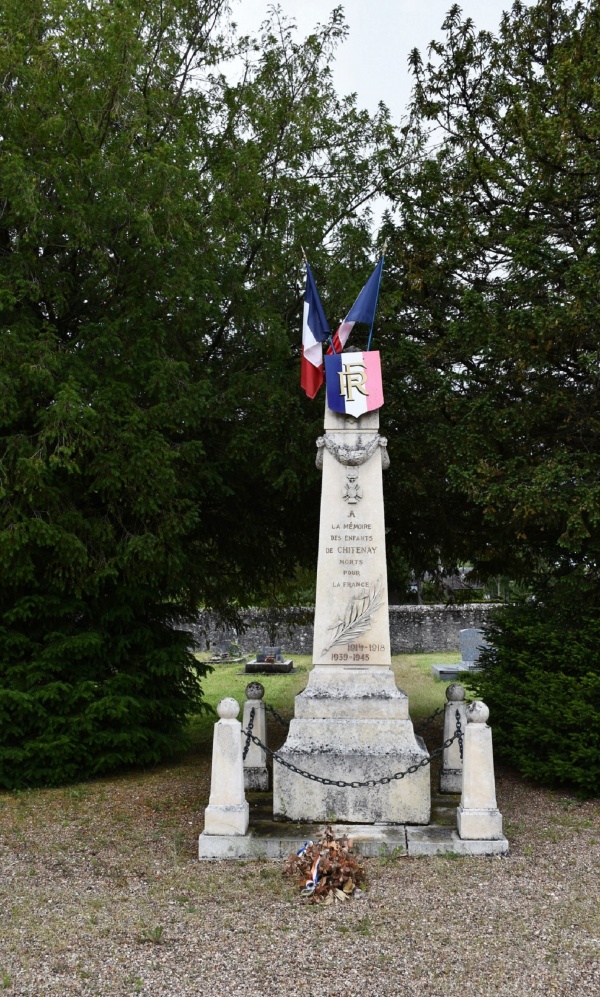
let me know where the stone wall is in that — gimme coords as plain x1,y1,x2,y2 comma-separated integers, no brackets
186,603,500,656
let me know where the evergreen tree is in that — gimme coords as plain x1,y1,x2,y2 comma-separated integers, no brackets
379,0,600,790
0,0,404,786
380,0,600,592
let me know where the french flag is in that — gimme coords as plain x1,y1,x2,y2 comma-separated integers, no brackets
327,257,384,355
301,262,329,399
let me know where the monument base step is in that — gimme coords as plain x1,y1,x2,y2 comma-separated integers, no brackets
198,823,508,860
198,791,509,860
273,725,430,824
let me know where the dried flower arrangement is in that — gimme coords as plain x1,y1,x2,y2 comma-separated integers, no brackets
283,825,366,905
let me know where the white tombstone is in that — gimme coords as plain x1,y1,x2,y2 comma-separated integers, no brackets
457,700,503,840
242,682,269,791
273,405,429,824
440,684,467,793
203,698,249,836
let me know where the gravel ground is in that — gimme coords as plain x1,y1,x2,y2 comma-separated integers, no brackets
1,741,599,997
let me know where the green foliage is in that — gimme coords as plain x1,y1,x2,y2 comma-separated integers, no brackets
380,0,600,590
377,1,600,795
0,0,403,786
473,592,600,796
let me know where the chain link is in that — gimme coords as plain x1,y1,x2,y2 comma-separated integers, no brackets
264,703,290,730
413,705,444,735
240,723,462,788
242,707,255,761
455,708,464,761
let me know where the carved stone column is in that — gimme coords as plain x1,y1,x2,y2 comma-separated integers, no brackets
273,407,430,824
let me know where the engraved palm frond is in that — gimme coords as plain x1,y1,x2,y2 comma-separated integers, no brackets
322,578,385,655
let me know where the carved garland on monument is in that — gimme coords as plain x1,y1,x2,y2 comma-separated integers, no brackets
315,434,390,470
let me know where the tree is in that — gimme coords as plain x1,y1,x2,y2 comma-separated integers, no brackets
378,0,600,595
375,0,600,790
0,0,405,787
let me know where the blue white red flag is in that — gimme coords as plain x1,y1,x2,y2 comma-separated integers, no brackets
328,258,384,354
325,350,384,417
301,262,330,399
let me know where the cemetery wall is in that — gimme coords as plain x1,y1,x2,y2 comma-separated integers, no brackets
188,603,500,655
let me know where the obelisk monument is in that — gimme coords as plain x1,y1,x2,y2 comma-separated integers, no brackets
273,354,430,823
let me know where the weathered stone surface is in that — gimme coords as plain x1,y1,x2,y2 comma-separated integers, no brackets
242,686,269,792
203,802,249,836
459,627,489,665
406,825,508,857
186,603,500,656
203,698,249,837
273,733,430,824
198,823,408,860
440,684,467,794
294,665,409,720
312,408,391,667
198,822,509,860
457,700,504,840
273,405,430,825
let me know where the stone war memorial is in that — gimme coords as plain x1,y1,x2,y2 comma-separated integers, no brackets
199,258,508,860
272,396,430,825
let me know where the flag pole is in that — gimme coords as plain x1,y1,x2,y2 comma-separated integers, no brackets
366,240,388,352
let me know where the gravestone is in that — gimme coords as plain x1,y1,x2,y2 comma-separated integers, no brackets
208,638,244,664
459,628,489,667
273,391,429,824
245,646,293,674
431,627,488,681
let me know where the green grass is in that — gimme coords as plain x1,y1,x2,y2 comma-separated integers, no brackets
190,655,312,748
191,651,462,746
392,652,461,723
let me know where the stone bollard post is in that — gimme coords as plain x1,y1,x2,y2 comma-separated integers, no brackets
203,698,249,836
457,700,503,840
242,682,269,791
440,684,467,793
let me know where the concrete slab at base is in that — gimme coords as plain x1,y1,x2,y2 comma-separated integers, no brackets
407,825,509,856
199,822,508,860
199,823,407,860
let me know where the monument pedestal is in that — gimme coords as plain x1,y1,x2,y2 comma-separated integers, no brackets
273,400,430,824
273,666,429,823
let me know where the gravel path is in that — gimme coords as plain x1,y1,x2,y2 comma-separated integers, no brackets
1,749,599,996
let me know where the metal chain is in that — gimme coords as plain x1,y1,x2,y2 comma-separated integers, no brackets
264,703,290,730
413,705,444,734
455,708,464,761
240,724,462,788
242,707,255,761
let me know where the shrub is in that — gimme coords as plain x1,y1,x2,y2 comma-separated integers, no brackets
472,599,600,796
0,594,210,789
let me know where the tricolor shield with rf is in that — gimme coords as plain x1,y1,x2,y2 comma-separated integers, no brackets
325,351,384,417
